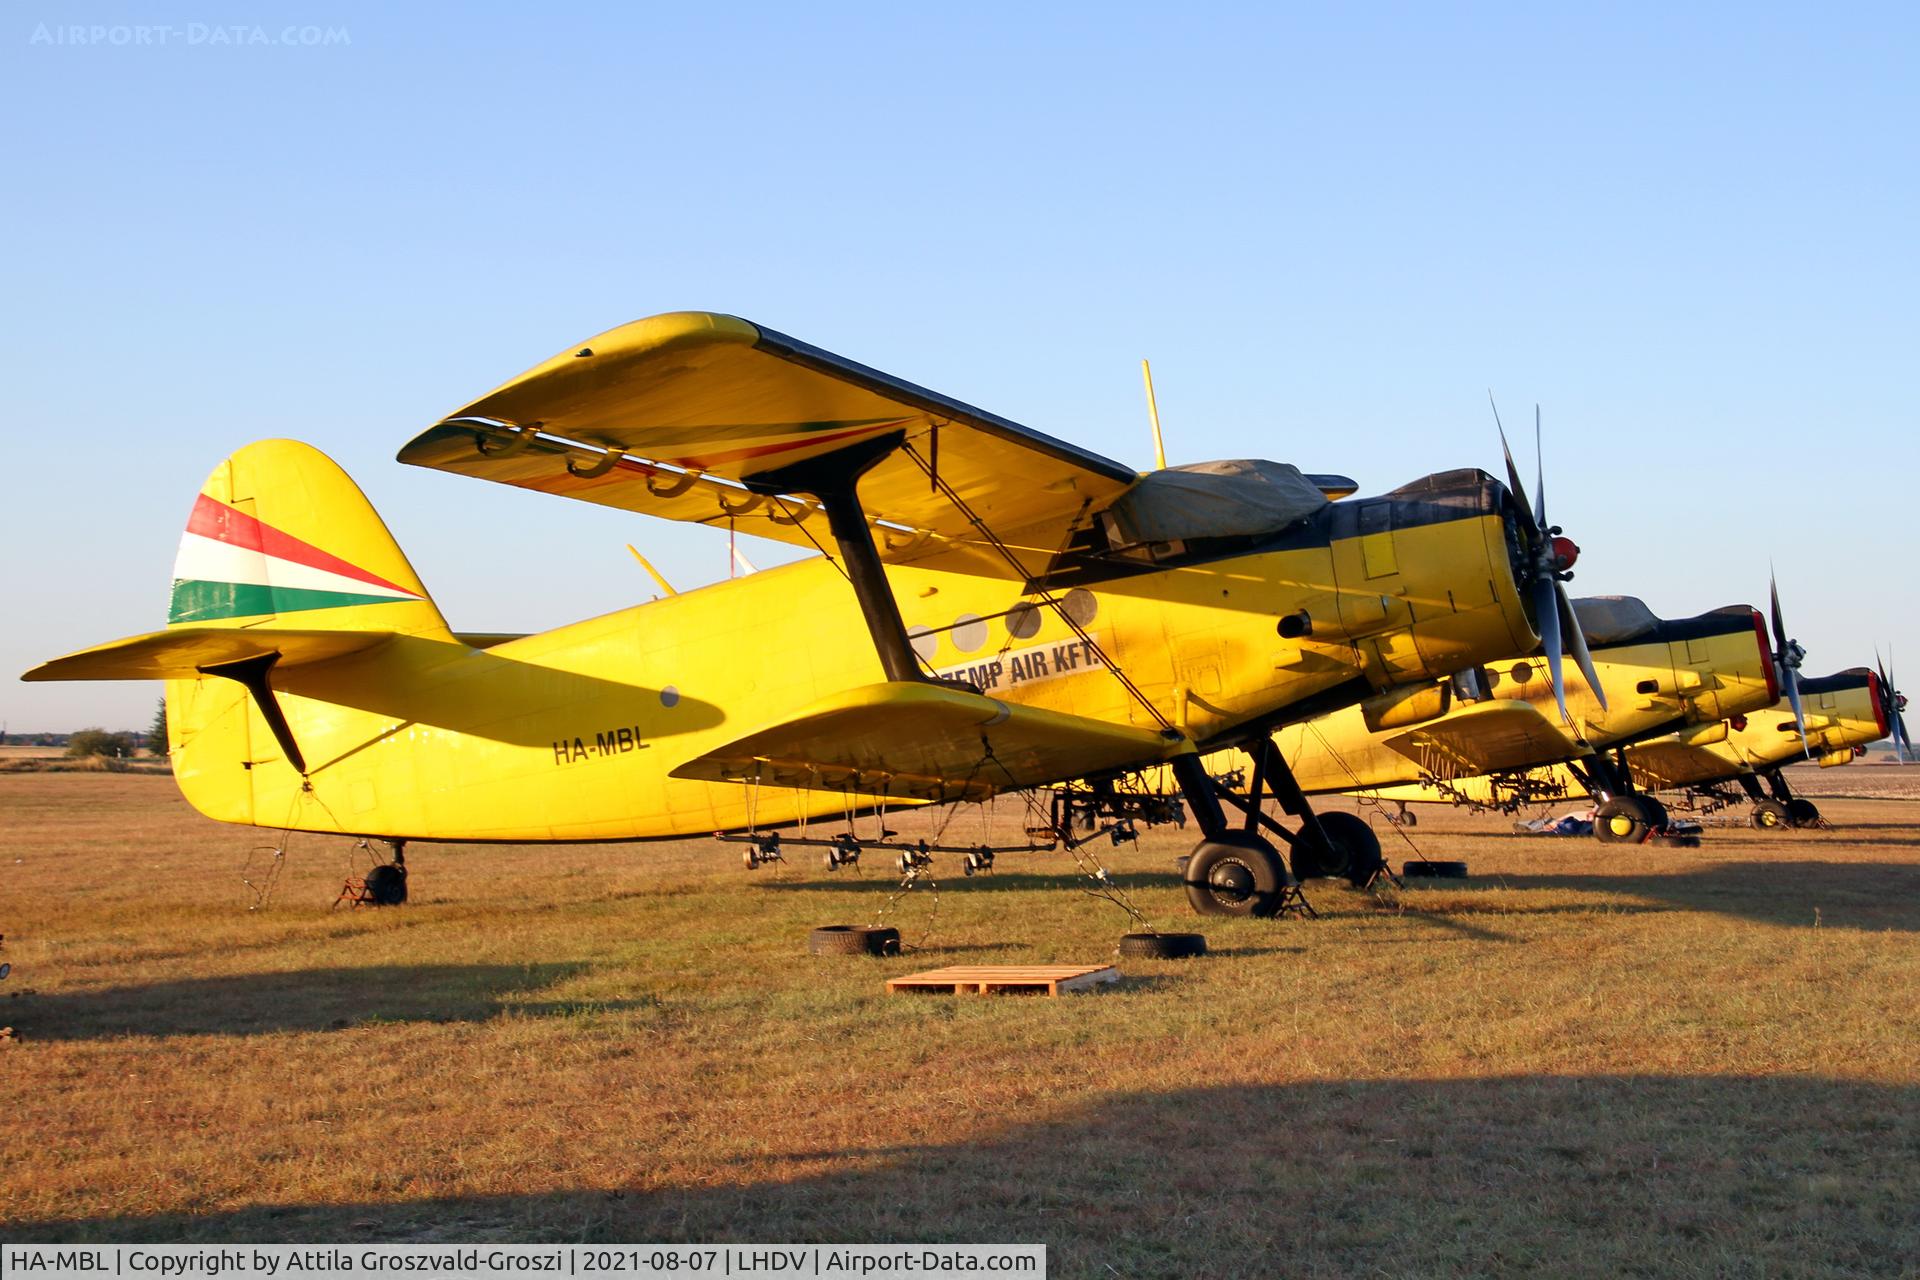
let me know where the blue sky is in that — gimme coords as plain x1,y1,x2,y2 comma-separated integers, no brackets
4,2,1915,729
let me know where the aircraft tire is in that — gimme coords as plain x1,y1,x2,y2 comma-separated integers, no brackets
1786,798,1821,827
364,863,408,906
807,925,902,957
1594,798,1656,844
1184,834,1285,918
1751,799,1791,830
1316,811,1386,887
1118,932,1208,959
1639,795,1670,830
1403,859,1469,879
1288,827,1349,881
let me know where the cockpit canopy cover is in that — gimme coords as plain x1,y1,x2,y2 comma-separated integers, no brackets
1100,459,1329,547
1570,595,1661,646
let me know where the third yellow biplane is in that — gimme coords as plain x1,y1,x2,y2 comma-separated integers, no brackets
26,312,1608,918
1247,591,1791,855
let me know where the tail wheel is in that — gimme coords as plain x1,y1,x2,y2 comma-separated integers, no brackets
1785,798,1821,827
1751,799,1791,830
1184,834,1285,918
363,863,407,905
1315,811,1386,887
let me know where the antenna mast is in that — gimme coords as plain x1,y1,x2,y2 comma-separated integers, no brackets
1141,359,1167,471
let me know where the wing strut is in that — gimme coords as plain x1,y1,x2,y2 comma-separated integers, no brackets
745,431,958,688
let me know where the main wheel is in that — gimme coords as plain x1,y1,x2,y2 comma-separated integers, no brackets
1594,797,1657,844
1183,833,1286,918
1316,811,1386,887
1751,799,1790,830
1785,797,1821,827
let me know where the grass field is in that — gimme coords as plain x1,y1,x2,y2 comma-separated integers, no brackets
3,768,1918,1277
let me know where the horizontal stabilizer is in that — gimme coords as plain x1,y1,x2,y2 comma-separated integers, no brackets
670,681,1178,801
22,627,398,682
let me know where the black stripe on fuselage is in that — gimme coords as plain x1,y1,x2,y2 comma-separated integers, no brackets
1800,669,1873,696
1592,605,1758,651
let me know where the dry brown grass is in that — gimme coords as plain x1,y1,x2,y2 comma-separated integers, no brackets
3,773,1918,1278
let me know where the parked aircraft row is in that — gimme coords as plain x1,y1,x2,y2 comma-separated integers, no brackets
25,313,1909,918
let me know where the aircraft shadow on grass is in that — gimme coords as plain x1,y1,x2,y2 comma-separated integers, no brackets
749,868,1179,896
5,963,651,1041
15,1075,1918,1275
758,855,1920,932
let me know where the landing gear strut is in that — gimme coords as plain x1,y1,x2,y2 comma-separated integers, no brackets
1740,770,1820,829
1169,736,1380,918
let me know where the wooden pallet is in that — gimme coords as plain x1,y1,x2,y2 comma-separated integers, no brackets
886,964,1121,997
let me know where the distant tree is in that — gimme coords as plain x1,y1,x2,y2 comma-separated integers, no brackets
66,728,134,759
148,698,169,754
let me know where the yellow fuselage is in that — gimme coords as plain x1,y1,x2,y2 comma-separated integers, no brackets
169,506,1530,841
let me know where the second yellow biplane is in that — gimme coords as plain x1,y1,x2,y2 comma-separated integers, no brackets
1507,662,1908,829
26,312,1606,918
1247,592,1789,856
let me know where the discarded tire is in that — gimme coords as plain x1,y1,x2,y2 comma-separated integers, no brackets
1403,859,1468,879
807,925,901,957
363,863,408,905
1117,932,1208,959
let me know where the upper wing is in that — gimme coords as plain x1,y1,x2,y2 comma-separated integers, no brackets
398,313,1140,577
1379,700,1579,779
669,680,1179,801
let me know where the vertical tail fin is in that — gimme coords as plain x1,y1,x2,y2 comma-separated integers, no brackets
168,438,453,641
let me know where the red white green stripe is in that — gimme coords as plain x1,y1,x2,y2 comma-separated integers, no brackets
169,494,423,623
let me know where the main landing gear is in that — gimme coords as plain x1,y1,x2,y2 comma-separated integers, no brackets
1739,770,1821,829
1570,753,1673,845
1170,740,1386,918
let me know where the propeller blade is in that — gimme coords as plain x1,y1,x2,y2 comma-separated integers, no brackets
1489,392,1536,538
1556,582,1608,712
1782,662,1809,757
1769,571,1787,655
1893,649,1910,764
1533,404,1547,530
1533,576,1572,727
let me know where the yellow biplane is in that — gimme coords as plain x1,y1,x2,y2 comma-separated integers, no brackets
1214,592,1786,857
25,312,1600,918
1492,662,1908,830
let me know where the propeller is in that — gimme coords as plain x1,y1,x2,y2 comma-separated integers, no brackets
1489,395,1607,729
1876,649,1912,763
1768,569,1809,755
